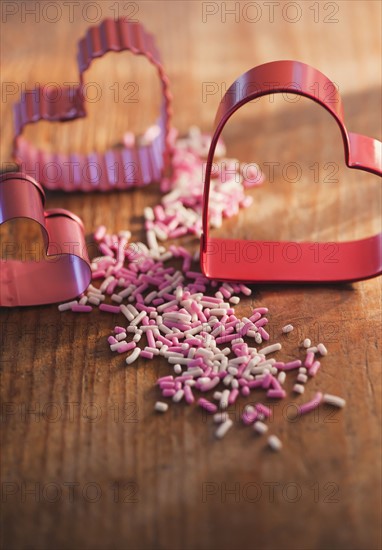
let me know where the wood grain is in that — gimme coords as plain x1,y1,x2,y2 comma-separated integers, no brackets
1,2,381,549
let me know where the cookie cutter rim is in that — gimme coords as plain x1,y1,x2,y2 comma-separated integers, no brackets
200,60,382,283
0,172,92,306
13,17,173,192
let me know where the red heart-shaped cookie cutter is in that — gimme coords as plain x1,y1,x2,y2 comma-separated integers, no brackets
201,60,382,283
13,18,172,192
0,172,91,306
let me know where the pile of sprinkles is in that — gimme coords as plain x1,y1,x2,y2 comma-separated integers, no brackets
59,128,346,451
60,227,346,451
145,126,264,241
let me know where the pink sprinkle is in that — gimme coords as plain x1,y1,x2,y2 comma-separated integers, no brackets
241,386,250,397
99,304,121,314
157,376,174,384
305,352,315,368
198,398,218,414
308,361,321,377
249,312,262,323
228,388,239,404
117,342,136,354
267,389,286,399
261,373,272,389
114,326,126,334
94,225,107,242
277,360,302,371
247,379,265,389
108,336,118,345
255,404,272,418
162,389,176,397
252,307,268,315
242,407,258,425
71,305,92,313
184,385,195,404
298,392,323,415
254,317,268,328
257,327,270,341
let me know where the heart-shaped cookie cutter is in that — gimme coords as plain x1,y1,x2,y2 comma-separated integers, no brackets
0,172,91,306
201,60,382,283
13,18,172,192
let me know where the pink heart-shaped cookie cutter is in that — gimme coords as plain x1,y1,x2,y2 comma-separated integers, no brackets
201,60,382,283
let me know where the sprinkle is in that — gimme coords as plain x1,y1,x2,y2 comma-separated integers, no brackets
125,347,141,365
282,324,294,334
215,418,233,439
259,343,282,355
58,300,78,312
155,401,168,412
323,394,346,408
254,421,268,434
293,384,305,394
303,338,311,348
296,373,308,384
308,361,321,377
304,352,315,368
268,435,282,451
214,412,229,423
276,360,301,371
298,392,323,415
317,343,328,356
184,385,195,404
173,389,184,403
198,398,217,414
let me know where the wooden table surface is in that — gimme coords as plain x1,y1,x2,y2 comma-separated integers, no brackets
1,2,381,549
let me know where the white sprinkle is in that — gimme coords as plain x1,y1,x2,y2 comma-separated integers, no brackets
317,343,328,356
220,389,230,409
323,394,346,408
111,294,123,303
173,364,182,375
130,310,147,327
125,347,141,365
297,373,308,384
277,371,286,384
155,401,168,412
173,389,184,403
215,418,233,439
306,346,318,354
298,367,307,374
213,412,229,423
303,338,311,348
293,384,305,394
144,290,157,304
133,333,142,343
79,296,88,305
115,332,127,341
144,206,155,221
254,421,268,435
229,296,240,305
58,300,78,312
282,324,294,334
259,343,282,355
268,435,282,451
213,391,222,400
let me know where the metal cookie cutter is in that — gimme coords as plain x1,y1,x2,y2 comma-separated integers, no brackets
0,172,91,306
13,18,172,192
201,60,382,283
